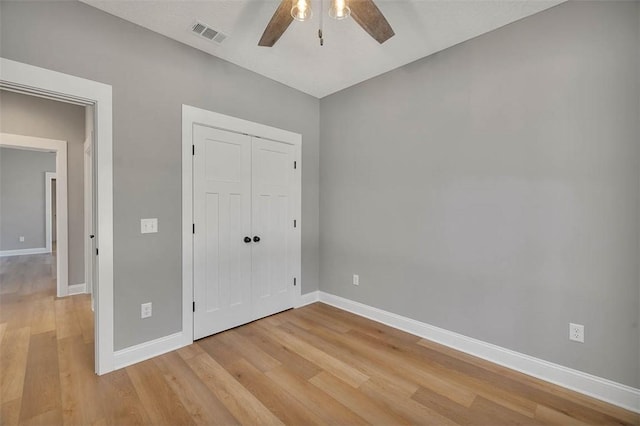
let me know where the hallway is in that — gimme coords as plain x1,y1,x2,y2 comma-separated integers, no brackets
0,253,93,424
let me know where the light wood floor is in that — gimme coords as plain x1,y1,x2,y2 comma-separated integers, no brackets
1,254,638,425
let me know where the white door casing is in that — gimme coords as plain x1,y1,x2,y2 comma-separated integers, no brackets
84,138,95,306
1,57,114,375
0,134,68,293
45,172,57,253
193,126,253,339
182,104,302,346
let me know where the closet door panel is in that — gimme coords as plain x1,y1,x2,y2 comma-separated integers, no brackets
251,138,295,318
193,125,252,340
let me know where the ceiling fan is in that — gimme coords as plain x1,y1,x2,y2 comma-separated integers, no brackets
258,0,394,47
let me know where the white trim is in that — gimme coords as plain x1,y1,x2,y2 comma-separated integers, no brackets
182,105,302,347
113,332,186,370
83,137,93,297
295,290,320,308
45,172,57,253
1,134,68,297
316,291,640,413
68,283,87,295
1,57,114,375
0,247,49,257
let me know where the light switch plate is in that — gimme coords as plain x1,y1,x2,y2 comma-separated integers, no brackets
141,302,152,319
141,218,158,234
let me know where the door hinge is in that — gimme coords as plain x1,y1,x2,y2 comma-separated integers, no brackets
192,145,195,156
294,161,297,169
193,301,195,312
293,277,297,286
294,219,297,228
96,248,99,256
193,224,195,234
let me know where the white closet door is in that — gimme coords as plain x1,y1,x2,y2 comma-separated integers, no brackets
251,138,295,319
193,125,252,339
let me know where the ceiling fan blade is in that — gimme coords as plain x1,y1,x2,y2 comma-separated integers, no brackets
349,0,395,44
258,0,294,47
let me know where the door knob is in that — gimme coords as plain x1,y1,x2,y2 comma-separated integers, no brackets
253,236,261,243
244,236,251,243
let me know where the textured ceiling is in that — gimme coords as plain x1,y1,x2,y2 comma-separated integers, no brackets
81,0,563,98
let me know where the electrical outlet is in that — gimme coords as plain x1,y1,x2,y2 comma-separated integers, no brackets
569,323,584,343
19,236,25,242
353,274,359,286
141,218,158,234
141,302,152,319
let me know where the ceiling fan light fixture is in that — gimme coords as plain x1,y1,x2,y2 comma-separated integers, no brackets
291,0,313,21
328,0,350,20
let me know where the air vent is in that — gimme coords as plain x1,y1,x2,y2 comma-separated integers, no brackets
191,21,228,44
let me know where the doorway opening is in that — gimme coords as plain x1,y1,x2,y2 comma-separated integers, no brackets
0,57,114,374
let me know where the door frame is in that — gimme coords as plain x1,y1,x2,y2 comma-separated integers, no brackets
84,136,94,305
1,57,115,375
45,171,57,254
0,134,67,291
182,104,302,345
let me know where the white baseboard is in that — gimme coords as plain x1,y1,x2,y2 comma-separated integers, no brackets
295,290,320,308
114,332,187,371
316,291,640,413
67,283,86,295
0,247,49,257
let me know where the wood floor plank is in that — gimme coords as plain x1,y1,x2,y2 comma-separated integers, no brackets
312,303,422,345
153,352,239,426
0,322,7,347
20,408,63,426
225,358,326,425
126,359,195,426
468,396,545,426
58,336,106,425
266,365,368,425
0,326,30,403
215,328,281,373
310,371,413,425
30,296,56,335
18,331,61,423
75,300,94,344
349,328,536,415
359,377,459,425
0,398,21,426
188,353,284,425
535,404,591,426
54,297,82,340
284,305,353,334
311,323,480,408
256,321,369,388
95,369,152,426
278,319,420,398
235,322,323,380
176,343,206,361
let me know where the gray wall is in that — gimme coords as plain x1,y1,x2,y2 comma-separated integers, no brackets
320,1,640,387
0,148,56,250
0,1,320,350
0,91,86,286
